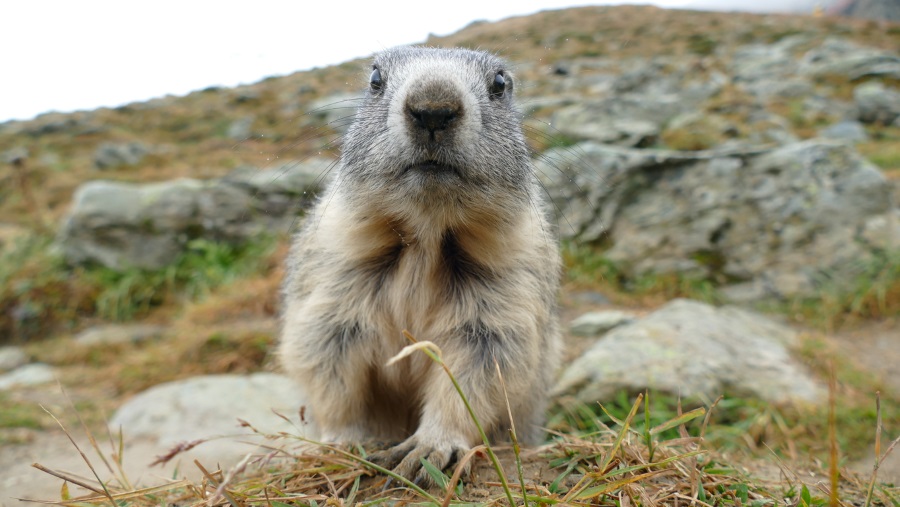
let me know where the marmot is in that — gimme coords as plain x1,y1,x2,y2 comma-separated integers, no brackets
279,46,561,484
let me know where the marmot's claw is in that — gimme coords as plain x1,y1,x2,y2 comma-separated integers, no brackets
368,438,416,470
369,436,470,488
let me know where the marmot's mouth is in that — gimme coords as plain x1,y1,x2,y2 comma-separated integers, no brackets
405,161,460,177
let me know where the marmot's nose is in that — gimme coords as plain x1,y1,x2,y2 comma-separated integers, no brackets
407,106,459,135
404,79,465,142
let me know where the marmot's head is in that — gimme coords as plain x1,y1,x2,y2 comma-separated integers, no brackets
339,47,535,227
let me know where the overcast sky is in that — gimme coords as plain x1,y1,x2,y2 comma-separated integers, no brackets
1,0,811,122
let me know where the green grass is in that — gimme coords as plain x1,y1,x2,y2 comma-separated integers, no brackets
775,249,900,330
0,393,45,431
858,127,900,174
549,390,699,442
0,233,277,342
0,393,49,444
551,385,898,464
0,234,94,342
563,241,720,304
566,240,900,329
88,237,276,321
687,33,717,55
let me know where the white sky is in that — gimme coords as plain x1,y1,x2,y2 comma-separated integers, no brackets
0,0,727,122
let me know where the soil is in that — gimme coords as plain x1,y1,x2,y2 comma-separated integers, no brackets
832,317,900,486
0,302,898,506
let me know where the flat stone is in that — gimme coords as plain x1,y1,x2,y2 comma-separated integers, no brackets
554,299,824,405
73,324,166,346
570,311,636,336
110,373,315,471
0,364,56,390
819,120,869,142
0,347,28,373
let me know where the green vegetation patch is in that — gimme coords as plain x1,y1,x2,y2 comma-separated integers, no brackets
562,241,720,305
566,241,900,329
0,234,277,343
775,249,900,330
0,393,45,431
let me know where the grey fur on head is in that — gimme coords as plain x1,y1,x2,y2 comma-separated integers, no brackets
279,45,560,486
339,46,536,233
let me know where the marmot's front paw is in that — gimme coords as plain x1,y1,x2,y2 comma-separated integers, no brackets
369,435,470,487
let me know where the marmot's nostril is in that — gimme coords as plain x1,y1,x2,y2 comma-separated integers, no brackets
408,106,458,133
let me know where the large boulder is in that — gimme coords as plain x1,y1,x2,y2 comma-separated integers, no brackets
854,81,900,126
554,299,823,405
93,142,150,170
58,158,330,270
539,140,898,300
549,64,722,147
0,363,56,390
799,37,900,80
550,95,680,147
301,93,364,134
730,36,807,85
110,373,314,473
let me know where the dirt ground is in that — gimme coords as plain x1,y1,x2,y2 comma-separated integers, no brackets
1,305,898,506
833,317,900,485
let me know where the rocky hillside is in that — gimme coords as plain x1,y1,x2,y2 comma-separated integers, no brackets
1,5,899,505
831,0,900,20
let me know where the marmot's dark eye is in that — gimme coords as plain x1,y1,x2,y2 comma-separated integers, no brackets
489,71,506,99
370,67,383,92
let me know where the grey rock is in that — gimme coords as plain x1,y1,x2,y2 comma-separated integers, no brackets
0,363,55,390
93,142,149,170
554,299,823,405
612,59,671,94
819,120,869,142
570,311,636,336
859,210,900,251
2,147,28,165
539,140,894,299
551,94,687,147
58,158,330,270
610,58,724,100
569,291,612,306
222,159,327,205
799,37,900,80
854,81,900,125
518,96,580,117
60,178,224,270
230,87,261,104
549,57,724,147
110,374,314,463
0,347,28,373
303,93,363,134
661,112,737,150
226,116,255,140
802,95,854,121
15,112,105,137
74,324,166,346
742,78,814,100
834,0,900,22
744,112,799,146
731,37,805,83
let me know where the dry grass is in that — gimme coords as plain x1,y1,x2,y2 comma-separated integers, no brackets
23,391,900,507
